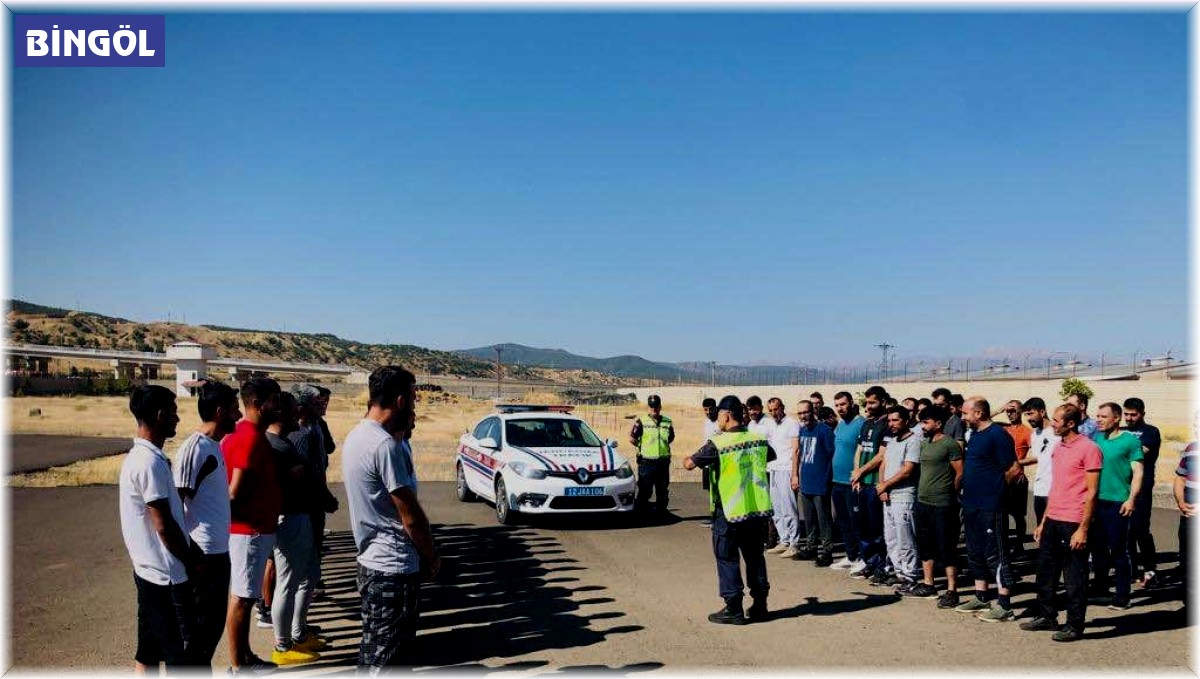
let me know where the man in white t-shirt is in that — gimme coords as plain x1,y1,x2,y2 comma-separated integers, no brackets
1020,397,1061,525
763,398,802,557
119,385,197,671
174,380,241,665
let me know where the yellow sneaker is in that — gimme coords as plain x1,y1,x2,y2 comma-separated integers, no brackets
294,634,328,652
271,647,320,666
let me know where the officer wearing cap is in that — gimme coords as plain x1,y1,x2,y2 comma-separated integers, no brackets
684,395,775,625
630,395,675,514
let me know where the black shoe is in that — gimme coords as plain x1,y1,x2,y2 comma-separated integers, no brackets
746,599,768,623
937,591,960,609
852,565,876,580
1052,626,1083,642
794,549,816,561
708,603,747,625
814,553,833,568
1020,617,1058,632
1108,598,1132,611
905,583,939,599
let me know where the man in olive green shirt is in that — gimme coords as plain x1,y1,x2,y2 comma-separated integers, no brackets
909,405,964,608
1089,402,1144,609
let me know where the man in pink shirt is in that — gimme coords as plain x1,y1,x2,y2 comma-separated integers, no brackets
1020,404,1102,643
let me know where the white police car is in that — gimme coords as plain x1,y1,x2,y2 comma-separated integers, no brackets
456,404,636,524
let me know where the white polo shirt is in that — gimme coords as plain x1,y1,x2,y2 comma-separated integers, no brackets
703,419,720,441
173,432,230,555
765,416,800,472
120,438,189,585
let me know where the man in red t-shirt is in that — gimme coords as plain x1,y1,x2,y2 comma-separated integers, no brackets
222,377,283,673
1021,404,1101,643
1002,400,1033,560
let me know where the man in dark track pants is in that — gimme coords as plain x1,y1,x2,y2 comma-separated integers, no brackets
1021,404,1101,642
1123,397,1162,589
685,395,776,625
631,395,675,514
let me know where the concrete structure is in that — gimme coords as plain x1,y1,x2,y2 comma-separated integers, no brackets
164,342,218,396
5,342,362,396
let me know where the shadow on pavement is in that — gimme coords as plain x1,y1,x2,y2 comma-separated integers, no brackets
302,522,647,671
789,593,901,617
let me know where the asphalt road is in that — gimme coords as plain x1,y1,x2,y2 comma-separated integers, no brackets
7,434,130,474
9,482,1193,672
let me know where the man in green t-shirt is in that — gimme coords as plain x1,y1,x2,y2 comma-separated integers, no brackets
908,405,964,608
1088,402,1144,609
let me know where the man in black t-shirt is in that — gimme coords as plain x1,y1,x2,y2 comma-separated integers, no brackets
1123,397,1163,588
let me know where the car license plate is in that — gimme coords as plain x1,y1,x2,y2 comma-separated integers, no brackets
565,486,604,497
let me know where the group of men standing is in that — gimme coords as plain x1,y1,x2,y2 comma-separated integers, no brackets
637,385,1178,640
118,366,439,675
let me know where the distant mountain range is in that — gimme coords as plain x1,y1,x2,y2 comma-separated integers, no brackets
457,343,819,384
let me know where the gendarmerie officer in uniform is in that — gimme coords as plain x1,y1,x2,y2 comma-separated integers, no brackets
630,395,675,514
684,395,775,625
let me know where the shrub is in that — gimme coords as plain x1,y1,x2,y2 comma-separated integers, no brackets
1058,377,1094,402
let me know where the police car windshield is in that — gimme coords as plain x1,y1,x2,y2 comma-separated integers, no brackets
505,418,604,448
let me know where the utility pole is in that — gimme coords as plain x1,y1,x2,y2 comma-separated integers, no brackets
874,343,894,383
493,345,503,399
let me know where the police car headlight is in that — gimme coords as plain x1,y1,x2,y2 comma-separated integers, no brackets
509,461,547,480
615,462,633,479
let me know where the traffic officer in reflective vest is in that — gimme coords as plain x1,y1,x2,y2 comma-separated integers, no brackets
684,395,776,624
630,394,675,514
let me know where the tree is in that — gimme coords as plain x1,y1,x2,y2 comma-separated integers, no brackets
1059,377,1094,402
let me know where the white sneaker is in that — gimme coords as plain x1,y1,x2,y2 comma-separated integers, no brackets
779,546,799,559
830,556,854,570
766,544,789,554
848,559,868,575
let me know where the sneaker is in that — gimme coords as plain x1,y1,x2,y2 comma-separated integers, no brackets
234,655,278,676
977,603,1015,623
1108,598,1132,611
1142,572,1161,590
814,553,834,568
256,608,274,629
778,546,800,559
293,634,328,652
893,580,914,595
851,565,875,580
883,573,901,587
1052,626,1083,642
830,556,855,570
708,603,747,625
937,591,961,609
904,583,939,599
792,548,816,561
868,569,889,586
955,597,991,613
271,646,320,666
766,543,789,555
848,560,869,576
1020,616,1058,632
746,599,768,623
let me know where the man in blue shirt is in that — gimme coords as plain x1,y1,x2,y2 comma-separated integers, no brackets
792,399,836,566
956,397,1020,622
829,392,865,571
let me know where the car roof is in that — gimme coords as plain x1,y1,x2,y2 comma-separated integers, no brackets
496,411,581,422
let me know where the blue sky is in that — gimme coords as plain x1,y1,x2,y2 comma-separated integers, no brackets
11,11,1188,364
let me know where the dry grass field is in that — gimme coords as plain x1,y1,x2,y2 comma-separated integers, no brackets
7,392,1191,490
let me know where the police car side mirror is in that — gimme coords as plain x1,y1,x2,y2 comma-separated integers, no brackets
478,436,500,450
606,438,619,450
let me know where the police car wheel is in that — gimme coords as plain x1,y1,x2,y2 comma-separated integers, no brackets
456,463,476,502
495,478,517,525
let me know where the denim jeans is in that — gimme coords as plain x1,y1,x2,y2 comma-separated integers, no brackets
853,484,886,569
1090,499,1133,601
831,483,860,561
